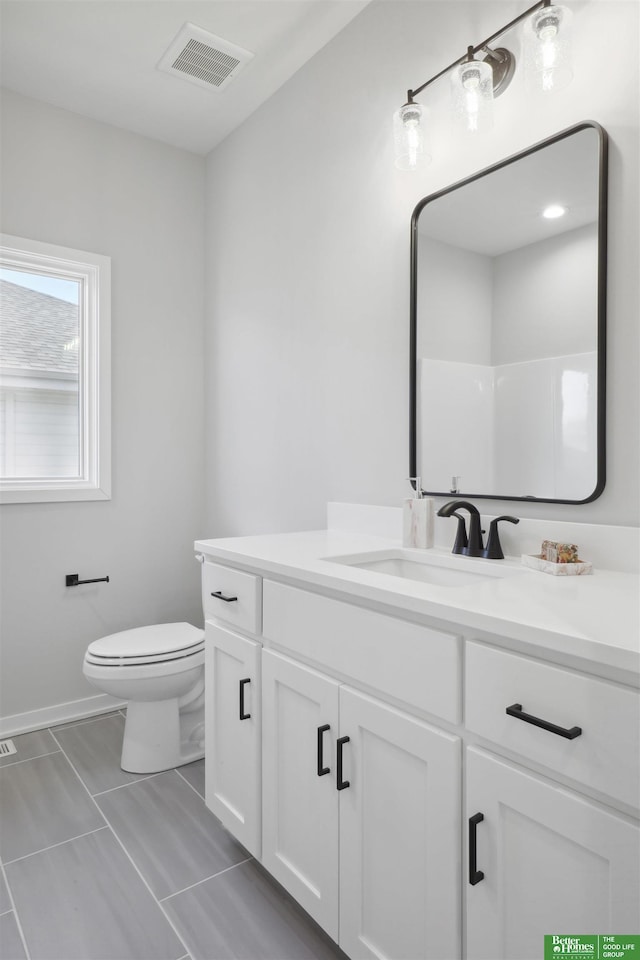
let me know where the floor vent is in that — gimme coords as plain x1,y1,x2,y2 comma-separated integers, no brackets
0,739,17,757
157,22,254,92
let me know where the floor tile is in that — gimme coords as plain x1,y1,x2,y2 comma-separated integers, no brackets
5,828,185,960
0,729,59,768
164,860,346,960
0,753,104,863
0,911,27,960
177,759,205,798
96,771,246,899
0,871,11,914
51,714,145,794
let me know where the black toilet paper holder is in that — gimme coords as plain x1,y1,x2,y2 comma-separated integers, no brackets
65,573,110,587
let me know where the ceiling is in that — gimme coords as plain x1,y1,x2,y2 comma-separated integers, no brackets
418,126,600,256
0,0,370,155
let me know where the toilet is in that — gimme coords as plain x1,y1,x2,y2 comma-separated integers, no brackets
83,622,205,774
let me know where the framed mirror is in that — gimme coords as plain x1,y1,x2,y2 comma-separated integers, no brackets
410,122,608,504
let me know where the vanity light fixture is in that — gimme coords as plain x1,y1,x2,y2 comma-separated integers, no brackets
523,3,573,93
450,48,494,134
393,101,430,171
393,0,573,170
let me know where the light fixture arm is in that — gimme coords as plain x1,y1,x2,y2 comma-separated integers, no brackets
407,0,550,101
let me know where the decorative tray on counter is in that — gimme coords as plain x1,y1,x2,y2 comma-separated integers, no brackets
521,554,593,576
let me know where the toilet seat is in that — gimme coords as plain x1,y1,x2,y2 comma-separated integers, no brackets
85,622,204,667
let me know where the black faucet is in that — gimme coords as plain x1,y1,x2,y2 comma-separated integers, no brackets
438,501,519,560
437,501,484,557
449,511,468,554
483,515,520,559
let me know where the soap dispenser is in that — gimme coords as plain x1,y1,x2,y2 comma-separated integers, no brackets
403,478,434,549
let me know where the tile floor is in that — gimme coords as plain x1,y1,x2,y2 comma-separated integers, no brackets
0,712,347,960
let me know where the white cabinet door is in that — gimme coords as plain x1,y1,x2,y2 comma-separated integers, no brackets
262,649,341,940
339,687,461,960
466,747,640,960
204,623,261,857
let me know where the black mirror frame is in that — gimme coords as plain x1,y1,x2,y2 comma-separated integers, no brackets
409,120,608,505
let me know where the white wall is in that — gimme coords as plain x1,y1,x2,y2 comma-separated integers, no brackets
492,224,598,364
0,90,206,726
204,0,639,533
418,237,493,364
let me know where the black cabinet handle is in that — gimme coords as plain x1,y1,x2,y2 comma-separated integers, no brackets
317,724,330,776
469,813,484,885
211,591,238,603
337,736,350,790
506,703,582,740
239,678,251,720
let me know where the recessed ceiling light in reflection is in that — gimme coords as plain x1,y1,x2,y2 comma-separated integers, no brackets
542,204,567,219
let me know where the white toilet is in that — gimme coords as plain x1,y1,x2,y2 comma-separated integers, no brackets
83,622,205,774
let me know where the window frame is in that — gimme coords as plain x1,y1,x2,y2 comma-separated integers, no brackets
0,234,111,503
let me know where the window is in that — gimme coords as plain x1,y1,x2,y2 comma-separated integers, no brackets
0,235,110,502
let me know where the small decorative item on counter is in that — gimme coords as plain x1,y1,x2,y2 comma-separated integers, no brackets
541,540,580,563
521,553,593,575
522,538,591,574
403,477,434,549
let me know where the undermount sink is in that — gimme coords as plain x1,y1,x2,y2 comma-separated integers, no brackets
323,548,523,588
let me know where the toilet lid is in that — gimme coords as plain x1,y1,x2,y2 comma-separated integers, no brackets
87,623,204,661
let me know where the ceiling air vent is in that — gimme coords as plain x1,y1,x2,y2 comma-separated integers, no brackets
157,23,254,92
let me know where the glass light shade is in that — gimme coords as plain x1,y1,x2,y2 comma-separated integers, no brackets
451,58,494,133
393,102,431,171
524,3,573,93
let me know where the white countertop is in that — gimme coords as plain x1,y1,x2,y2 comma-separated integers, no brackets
195,529,640,681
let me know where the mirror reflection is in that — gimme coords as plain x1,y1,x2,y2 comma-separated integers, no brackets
411,123,606,503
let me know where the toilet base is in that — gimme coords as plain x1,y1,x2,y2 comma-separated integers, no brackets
121,698,204,774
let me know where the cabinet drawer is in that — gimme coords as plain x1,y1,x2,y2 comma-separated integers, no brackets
466,641,640,808
263,580,461,724
202,561,262,636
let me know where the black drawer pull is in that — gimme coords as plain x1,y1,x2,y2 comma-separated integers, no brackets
469,813,484,885
506,703,582,740
337,736,350,790
211,591,238,603
239,678,251,720
317,724,330,776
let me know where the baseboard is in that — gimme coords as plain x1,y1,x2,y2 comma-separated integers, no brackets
0,693,126,738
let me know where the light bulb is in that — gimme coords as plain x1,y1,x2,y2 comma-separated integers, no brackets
524,4,573,93
451,58,493,133
393,102,431,170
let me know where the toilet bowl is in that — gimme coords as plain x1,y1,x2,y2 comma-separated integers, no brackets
83,622,205,774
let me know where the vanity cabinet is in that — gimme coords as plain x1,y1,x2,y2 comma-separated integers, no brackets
465,641,640,808
463,641,640,960
200,554,640,960
466,747,640,960
261,648,461,960
261,650,340,937
204,622,262,857
338,682,460,960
